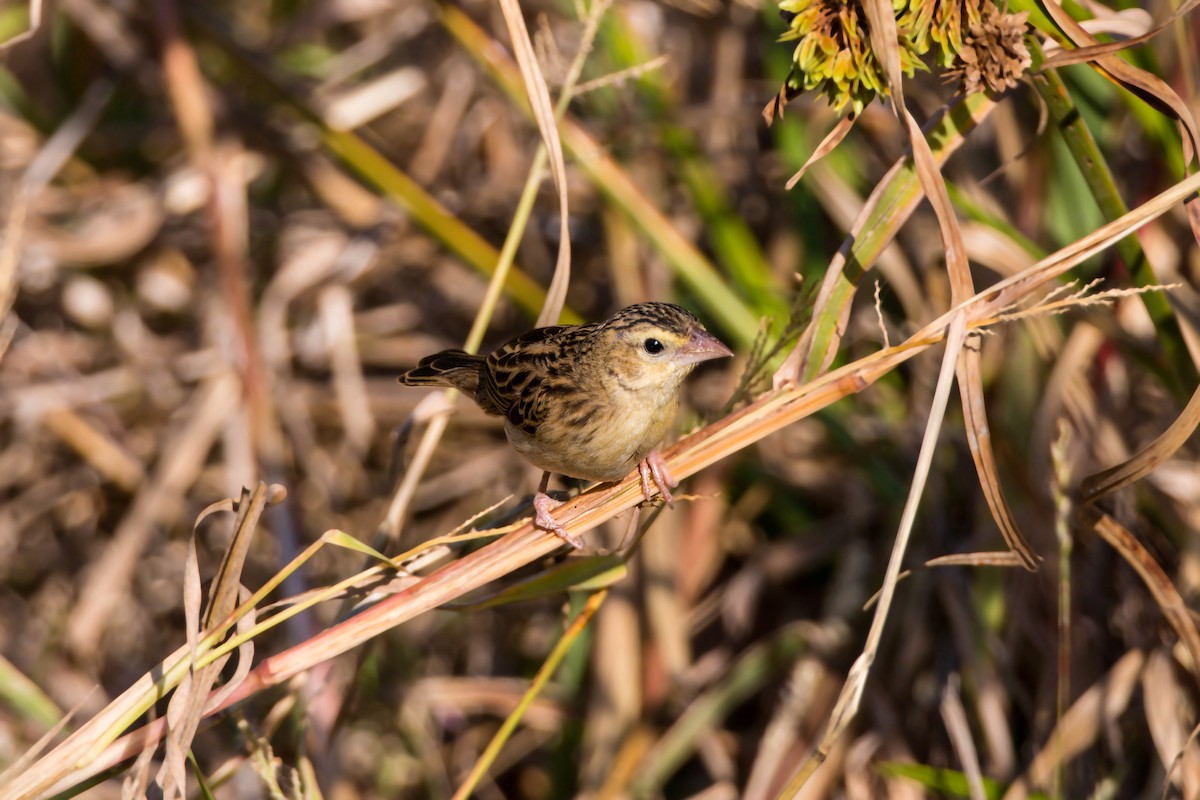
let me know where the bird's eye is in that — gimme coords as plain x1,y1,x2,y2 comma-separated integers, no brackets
643,338,664,355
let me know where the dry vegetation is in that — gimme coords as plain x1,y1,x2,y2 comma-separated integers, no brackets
1,0,1200,797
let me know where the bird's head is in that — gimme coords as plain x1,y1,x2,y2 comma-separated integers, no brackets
598,302,734,392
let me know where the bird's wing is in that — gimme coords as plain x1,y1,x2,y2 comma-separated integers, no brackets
480,324,596,432
398,349,484,394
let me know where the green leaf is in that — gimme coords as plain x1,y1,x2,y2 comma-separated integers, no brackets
451,555,628,610
322,529,403,569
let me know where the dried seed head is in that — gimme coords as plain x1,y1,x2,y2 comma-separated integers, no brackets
950,5,1032,94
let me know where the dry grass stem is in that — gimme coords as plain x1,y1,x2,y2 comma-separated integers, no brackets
496,0,571,327
573,54,669,96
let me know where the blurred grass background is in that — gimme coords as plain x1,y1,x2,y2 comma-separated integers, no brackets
1,0,1199,796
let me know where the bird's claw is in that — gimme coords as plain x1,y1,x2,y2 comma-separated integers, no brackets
533,491,583,549
638,451,678,508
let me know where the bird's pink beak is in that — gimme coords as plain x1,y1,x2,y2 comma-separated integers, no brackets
675,327,734,365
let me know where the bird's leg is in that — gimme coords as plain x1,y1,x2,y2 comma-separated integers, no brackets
533,472,583,549
638,450,678,508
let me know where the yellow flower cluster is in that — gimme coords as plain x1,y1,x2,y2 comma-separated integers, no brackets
776,0,1024,115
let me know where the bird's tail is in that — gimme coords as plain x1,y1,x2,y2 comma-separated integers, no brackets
398,349,484,395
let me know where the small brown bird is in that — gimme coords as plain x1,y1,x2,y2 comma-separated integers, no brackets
399,302,733,547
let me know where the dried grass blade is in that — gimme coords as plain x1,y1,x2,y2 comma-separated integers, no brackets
496,0,571,327
159,670,214,800
41,409,145,492
922,552,1030,568
1080,383,1200,503
157,483,277,798
6,641,194,797
0,698,80,789
380,405,452,544
573,54,666,96
320,285,374,456
899,108,967,295
154,513,209,800
1143,648,1200,796
1084,509,1200,685
956,346,1041,569
1040,0,1200,70
1188,194,1200,248
776,313,970,799
204,483,278,628
203,586,255,714
0,0,42,48
785,114,857,190
121,708,156,800
939,677,987,800
150,0,213,157
22,534,398,795
859,0,904,108
901,93,1039,568
1051,419,1072,798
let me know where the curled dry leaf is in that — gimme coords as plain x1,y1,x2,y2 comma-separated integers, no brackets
1081,383,1200,503
1084,508,1200,687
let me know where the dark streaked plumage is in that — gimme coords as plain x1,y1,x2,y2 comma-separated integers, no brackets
399,302,733,546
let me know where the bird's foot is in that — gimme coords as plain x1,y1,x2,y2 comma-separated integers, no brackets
638,451,678,508
533,491,583,549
